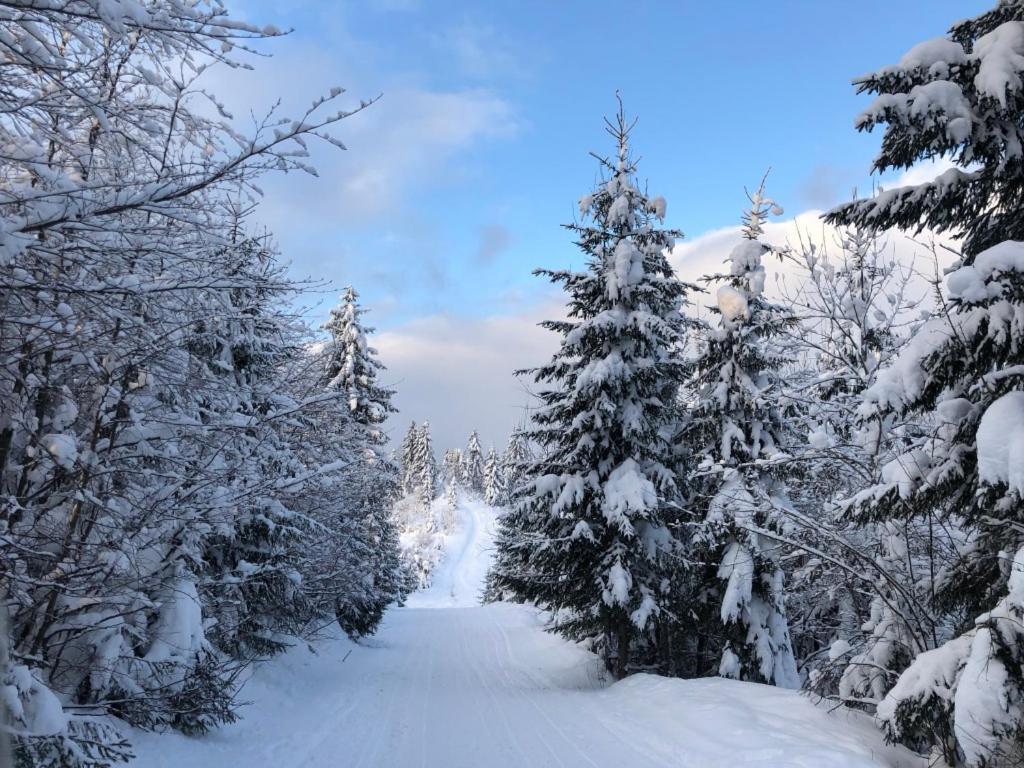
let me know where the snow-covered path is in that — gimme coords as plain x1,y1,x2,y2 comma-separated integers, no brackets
131,499,924,768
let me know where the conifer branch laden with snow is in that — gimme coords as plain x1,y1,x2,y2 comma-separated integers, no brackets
825,0,1024,258
827,2,1024,762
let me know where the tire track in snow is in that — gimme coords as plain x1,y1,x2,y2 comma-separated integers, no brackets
454,609,540,766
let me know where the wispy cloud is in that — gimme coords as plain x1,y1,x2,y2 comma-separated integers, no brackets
376,301,562,451
332,88,520,221
475,224,513,265
433,20,527,80
196,28,522,317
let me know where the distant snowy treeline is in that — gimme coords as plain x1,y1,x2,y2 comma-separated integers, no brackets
392,423,527,587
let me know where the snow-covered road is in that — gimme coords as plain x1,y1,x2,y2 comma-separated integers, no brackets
131,499,924,768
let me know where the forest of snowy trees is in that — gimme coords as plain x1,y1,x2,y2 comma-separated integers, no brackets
0,3,408,765
6,0,1024,767
392,422,527,587
487,3,1024,764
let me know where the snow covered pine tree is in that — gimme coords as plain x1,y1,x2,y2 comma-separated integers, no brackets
322,286,399,438
443,448,463,489
489,100,691,678
827,1,1024,762
400,422,421,498
683,178,801,688
316,287,404,637
501,427,531,503
483,447,506,506
461,431,486,496
415,422,439,515
443,447,463,521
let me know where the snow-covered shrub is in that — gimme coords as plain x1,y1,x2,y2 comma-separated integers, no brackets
395,495,454,589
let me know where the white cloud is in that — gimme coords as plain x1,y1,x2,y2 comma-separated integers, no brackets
204,42,520,230
193,29,521,319
432,21,526,80
887,156,958,190
330,87,519,221
670,209,959,320
376,301,562,452
375,205,961,457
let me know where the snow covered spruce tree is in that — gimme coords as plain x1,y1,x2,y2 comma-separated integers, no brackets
322,286,398,439
847,243,1024,764
415,422,439,513
682,178,800,688
441,447,463,524
400,422,421,497
483,447,506,506
445,476,459,513
488,102,691,678
827,3,1024,762
312,286,404,637
461,431,486,496
188,234,313,680
0,0,375,761
501,427,532,502
443,448,464,487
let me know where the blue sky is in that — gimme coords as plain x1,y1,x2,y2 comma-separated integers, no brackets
221,0,986,450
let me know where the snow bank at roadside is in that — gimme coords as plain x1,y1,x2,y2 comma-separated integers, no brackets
601,674,924,767
129,630,358,768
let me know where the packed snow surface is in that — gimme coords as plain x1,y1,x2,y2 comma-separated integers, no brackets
130,497,924,767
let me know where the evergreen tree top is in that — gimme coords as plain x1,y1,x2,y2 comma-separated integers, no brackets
739,173,784,243
524,98,692,507
703,176,793,335
321,285,396,431
826,1,1024,258
691,180,796,468
557,99,679,296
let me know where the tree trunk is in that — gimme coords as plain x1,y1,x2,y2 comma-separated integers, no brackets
615,620,630,680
